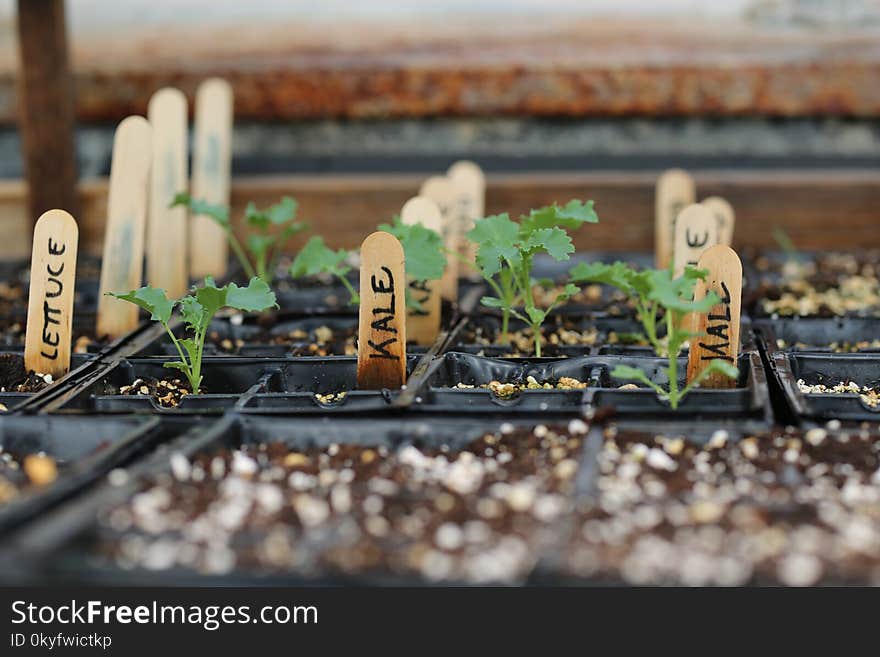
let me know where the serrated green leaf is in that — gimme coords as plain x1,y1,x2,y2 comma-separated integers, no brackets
163,361,189,373
107,286,173,324
467,214,521,278
193,278,228,319
523,227,574,261
226,277,278,312
171,192,229,227
289,236,351,279
247,234,275,258
246,196,299,229
177,296,205,333
525,306,547,325
519,199,599,234
379,217,446,282
569,261,633,290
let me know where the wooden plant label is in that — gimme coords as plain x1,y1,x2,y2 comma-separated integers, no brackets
97,116,152,339
702,196,735,247
400,196,443,346
686,245,742,389
190,78,233,278
147,87,188,298
447,160,485,271
24,210,78,377
419,175,458,300
672,203,719,278
357,232,407,389
655,169,695,269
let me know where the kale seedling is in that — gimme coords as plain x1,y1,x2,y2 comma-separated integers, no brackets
570,262,739,408
467,200,599,357
288,236,359,305
379,216,447,311
289,219,447,310
108,277,277,394
173,193,306,286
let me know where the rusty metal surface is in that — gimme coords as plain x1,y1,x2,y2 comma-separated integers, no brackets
2,17,880,122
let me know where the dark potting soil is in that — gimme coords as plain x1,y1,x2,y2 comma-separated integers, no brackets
0,352,52,394
95,421,592,584
460,322,647,358
561,424,880,585
752,252,880,317
207,323,358,357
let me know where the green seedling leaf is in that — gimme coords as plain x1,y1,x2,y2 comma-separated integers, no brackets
289,236,351,278
702,359,739,380
379,217,446,282
245,196,298,229
226,277,278,312
106,286,173,324
171,192,229,227
523,227,574,261
519,199,598,234
480,296,507,308
468,213,522,278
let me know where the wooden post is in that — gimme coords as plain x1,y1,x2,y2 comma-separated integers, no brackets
655,169,695,269
686,245,742,389
702,196,735,247
190,78,233,279
448,160,485,272
96,116,152,339
672,204,718,278
147,88,189,297
400,197,443,346
24,209,78,378
15,0,79,228
357,232,406,390
419,175,457,301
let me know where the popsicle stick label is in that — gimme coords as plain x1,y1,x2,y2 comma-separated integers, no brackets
357,232,407,389
97,116,152,339
655,169,695,269
419,175,458,300
672,204,718,278
686,245,742,389
190,78,233,278
24,210,78,377
448,160,486,272
701,196,735,247
147,88,189,298
400,196,443,346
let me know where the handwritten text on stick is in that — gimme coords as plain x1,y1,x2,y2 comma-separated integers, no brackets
25,210,79,377
357,232,407,389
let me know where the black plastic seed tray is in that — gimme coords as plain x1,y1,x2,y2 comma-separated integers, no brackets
0,352,96,411
755,317,880,355
0,415,167,536
770,352,880,422
0,414,592,586
66,355,424,414
415,350,770,421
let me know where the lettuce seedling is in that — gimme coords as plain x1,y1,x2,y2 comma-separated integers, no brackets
570,262,738,408
108,277,277,394
468,200,599,357
288,236,359,305
172,193,306,286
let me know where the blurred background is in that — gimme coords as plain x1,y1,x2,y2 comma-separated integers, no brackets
0,0,878,254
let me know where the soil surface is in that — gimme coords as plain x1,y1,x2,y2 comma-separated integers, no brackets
117,377,201,408
0,353,52,393
96,420,592,583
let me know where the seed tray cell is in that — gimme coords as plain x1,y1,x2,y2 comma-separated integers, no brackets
83,356,424,413
755,317,880,354
415,351,770,420
1,415,595,586
0,415,167,536
771,352,880,422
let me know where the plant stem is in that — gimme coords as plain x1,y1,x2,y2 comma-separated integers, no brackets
666,309,680,409
338,274,360,305
162,322,201,394
227,229,257,280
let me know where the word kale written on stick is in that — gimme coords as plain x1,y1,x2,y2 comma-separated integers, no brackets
108,278,277,394
468,199,599,357
173,193,307,287
570,261,738,409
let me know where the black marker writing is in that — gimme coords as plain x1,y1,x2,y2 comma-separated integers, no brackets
369,266,400,360
699,281,733,362
39,236,67,360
